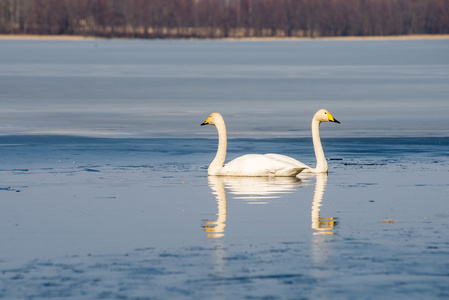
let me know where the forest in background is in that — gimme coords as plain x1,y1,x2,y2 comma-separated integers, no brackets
1,0,448,38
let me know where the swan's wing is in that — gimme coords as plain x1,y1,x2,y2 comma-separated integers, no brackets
263,154,310,169
219,154,306,177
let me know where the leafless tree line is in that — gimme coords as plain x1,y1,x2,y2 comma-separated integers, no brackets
1,0,448,38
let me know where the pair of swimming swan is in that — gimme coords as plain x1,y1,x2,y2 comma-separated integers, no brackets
201,109,340,176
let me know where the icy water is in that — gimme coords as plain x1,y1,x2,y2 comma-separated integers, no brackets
0,39,449,137
1,136,448,299
1,39,449,299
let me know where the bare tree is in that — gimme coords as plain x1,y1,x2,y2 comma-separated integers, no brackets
0,0,447,38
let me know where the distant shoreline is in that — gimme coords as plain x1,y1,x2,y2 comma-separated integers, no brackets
1,34,449,41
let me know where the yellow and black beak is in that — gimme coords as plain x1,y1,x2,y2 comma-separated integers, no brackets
327,112,341,124
201,116,211,126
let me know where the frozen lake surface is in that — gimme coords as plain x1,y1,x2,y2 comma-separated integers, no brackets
1,136,448,299
0,39,448,138
0,39,448,298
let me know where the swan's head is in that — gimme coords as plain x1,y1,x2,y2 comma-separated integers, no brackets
314,109,340,124
201,112,223,126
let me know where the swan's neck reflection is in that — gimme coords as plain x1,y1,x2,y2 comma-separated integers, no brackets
204,176,302,238
310,173,336,235
203,176,227,238
204,174,336,238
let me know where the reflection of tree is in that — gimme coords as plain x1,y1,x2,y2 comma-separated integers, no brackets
1,0,447,38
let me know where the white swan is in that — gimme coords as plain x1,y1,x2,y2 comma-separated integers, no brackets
202,109,340,175
201,112,305,177
298,109,340,173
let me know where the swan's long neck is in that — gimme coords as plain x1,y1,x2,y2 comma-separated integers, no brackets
209,117,227,175
311,119,328,173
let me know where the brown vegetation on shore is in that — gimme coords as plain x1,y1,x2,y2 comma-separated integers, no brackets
1,33,449,41
1,0,448,39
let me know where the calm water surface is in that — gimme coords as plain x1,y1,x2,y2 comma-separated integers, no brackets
1,136,448,299
0,39,448,137
0,39,448,299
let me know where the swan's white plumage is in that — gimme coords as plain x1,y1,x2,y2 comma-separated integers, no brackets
219,154,305,177
201,113,305,177
264,153,308,168
201,109,339,176
293,109,340,173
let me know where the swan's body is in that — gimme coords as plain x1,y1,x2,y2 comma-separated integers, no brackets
215,153,306,177
201,113,305,177
201,109,340,176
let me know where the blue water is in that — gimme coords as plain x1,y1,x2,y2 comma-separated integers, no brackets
1,39,449,137
1,135,449,299
1,39,449,299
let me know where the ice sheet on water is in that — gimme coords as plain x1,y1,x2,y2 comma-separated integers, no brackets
1,39,448,138
1,136,449,298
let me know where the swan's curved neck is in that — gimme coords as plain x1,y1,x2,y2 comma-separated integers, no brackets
311,119,328,173
209,118,227,175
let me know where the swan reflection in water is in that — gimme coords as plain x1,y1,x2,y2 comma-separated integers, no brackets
310,173,338,235
203,176,302,238
203,174,337,238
